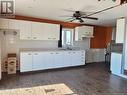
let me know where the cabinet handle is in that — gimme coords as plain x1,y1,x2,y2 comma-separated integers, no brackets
53,38,56,39
34,53,38,55
48,38,51,39
33,37,37,39
28,53,31,55
50,53,54,54
27,37,30,39
56,53,59,54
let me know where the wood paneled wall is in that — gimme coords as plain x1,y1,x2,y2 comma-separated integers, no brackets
14,15,112,48
90,26,113,48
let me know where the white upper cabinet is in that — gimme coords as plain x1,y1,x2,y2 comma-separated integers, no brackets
75,26,94,41
19,20,32,40
19,21,60,40
44,23,60,40
31,22,45,40
0,19,9,29
116,18,126,43
0,18,60,41
8,19,20,30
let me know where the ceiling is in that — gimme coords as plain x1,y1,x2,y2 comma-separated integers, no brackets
15,0,127,26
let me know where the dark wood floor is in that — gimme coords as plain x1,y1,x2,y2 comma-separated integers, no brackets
0,63,127,95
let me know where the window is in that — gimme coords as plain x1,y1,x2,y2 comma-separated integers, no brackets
62,28,74,47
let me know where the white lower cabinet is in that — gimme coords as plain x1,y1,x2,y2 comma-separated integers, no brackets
63,51,72,66
20,52,33,72
54,52,64,68
110,53,122,75
63,51,85,67
20,50,85,72
43,52,54,69
32,52,44,71
72,51,85,66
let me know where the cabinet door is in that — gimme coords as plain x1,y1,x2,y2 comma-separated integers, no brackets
31,22,45,40
19,20,32,40
8,19,20,30
63,51,72,67
84,26,93,37
32,52,43,71
116,18,126,43
0,19,9,29
44,24,60,40
75,27,82,41
42,52,54,69
75,26,93,41
50,24,60,40
72,51,85,66
111,53,122,75
20,52,33,72
54,51,64,68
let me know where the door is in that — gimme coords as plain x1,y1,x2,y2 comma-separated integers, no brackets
63,51,72,67
0,19,9,29
31,22,45,40
42,52,54,69
8,19,20,30
19,20,32,40
54,51,64,68
73,51,85,65
50,24,60,40
111,53,122,75
44,23,60,40
32,52,43,71
20,52,33,72
71,51,82,66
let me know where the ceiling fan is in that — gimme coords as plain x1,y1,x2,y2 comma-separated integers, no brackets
60,10,98,23
60,3,122,23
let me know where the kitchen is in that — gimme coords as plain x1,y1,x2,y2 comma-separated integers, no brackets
0,18,105,73
0,0,127,95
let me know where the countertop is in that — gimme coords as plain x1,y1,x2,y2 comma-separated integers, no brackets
20,48,85,52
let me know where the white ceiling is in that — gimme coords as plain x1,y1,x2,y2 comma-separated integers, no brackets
15,0,127,26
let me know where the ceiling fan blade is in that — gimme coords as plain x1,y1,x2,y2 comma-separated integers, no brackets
80,11,95,14
65,18,75,21
79,18,84,23
69,18,76,22
81,16,98,20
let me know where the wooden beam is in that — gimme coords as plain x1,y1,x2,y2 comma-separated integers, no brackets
14,15,81,28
